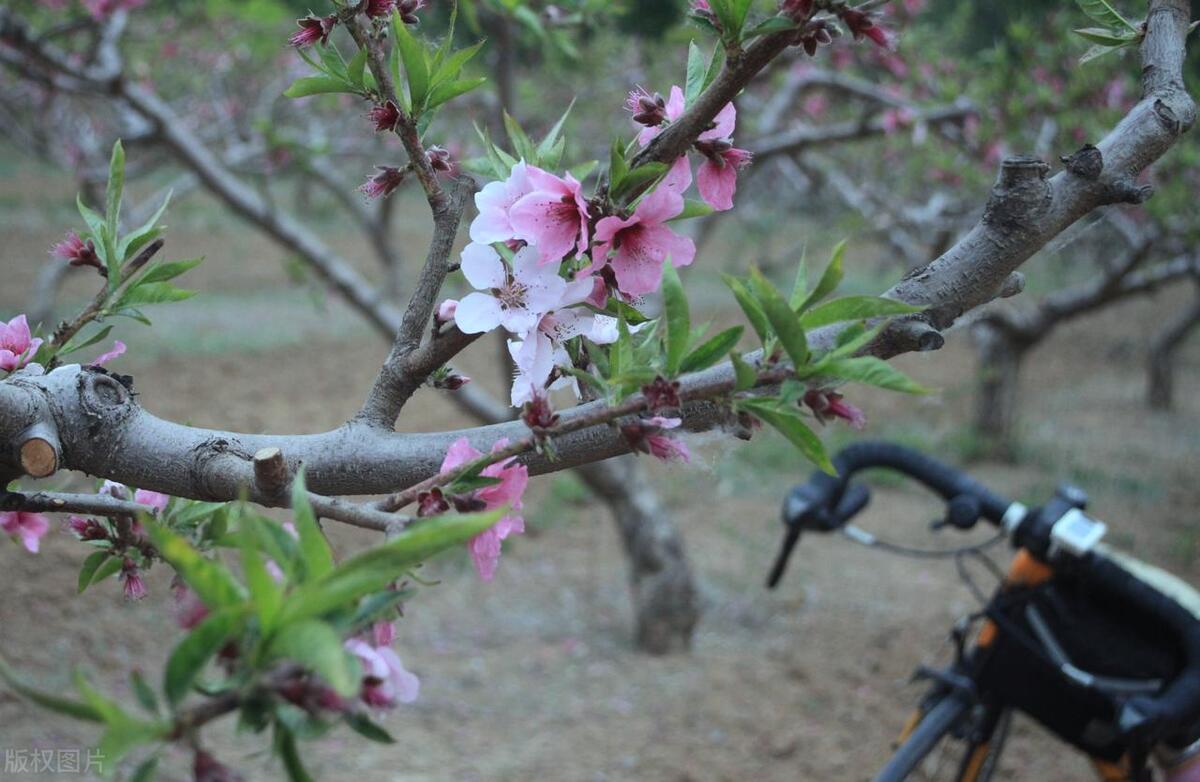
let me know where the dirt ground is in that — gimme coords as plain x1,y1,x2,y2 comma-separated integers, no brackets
0,169,1198,781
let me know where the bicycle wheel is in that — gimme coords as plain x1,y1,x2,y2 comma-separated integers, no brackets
874,692,1012,782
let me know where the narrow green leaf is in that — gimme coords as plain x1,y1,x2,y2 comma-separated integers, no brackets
276,725,315,782
144,522,246,608
277,509,504,626
731,351,757,391
661,263,690,376
344,712,396,743
749,269,809,368
799,296,923,330
788,247,809,309
347,48,368,88
536,99,575,163
105,140,125,239
117,282,195,307
130,670,160,715
266,620,359,697
76,194,105,237
283,76,352,99
129,755,159,782
797,240,845,314
680,326,742,374
746,16,802,37
0,656,102,722
77,551,111,594
1073,26,1138,45
291,470,334,582
611,162,668,202
817,356,932,395
608,138,630,194
1076,0,1137,31
116,190,171,262
685,41,707,106
163,607,244,707
85,555,125,593
722,274,771,344
239,519,284,632
131,258,203,286
504,111,537,161
739,399,835,474
668,198,715,222
426,76,487,110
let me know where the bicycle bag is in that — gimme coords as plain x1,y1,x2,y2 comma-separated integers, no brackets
975,574,1184,762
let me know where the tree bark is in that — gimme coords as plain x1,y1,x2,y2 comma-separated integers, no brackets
576,457,699,655
1148,289,1200,410
972,322,1027,461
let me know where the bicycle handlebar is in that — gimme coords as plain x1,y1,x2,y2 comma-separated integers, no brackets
768,441,1200,740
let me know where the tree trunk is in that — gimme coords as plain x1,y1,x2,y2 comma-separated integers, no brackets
1147,291,1200,410
972,322,1027,461
575,456,700,655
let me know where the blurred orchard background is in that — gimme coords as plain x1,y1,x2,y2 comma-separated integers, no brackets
1,0,1199,779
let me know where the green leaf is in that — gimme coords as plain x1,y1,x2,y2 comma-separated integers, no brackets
731,351,757,391
504,111,537,161
426,76,487,110
825,321,888,360
105,140,125,240
144,522,246,608
1079,42,1128,63
749,269,809,367
117,282,196,307
799,296,923,330
722,274,771,344
163,607,245,707
817,356,931,395
267,620,359,697
685,41,707,107
240,518,284,632
347,48,368,88
739,398,835,474
612,162,668,202
291,470,334,582
85,554,124,593
1073,26,1138,45
77,550,111,594
0,656,102,722
344,711,396,743
276,509,504,626
788,248,809,309
1076,0,1137,31
275,725,315,782
608,137,630,194
117,191,172,262
96,718,165,775
129,755,159,782
130,670,160,715
536,100,575,164
680,326,742,374
131,258,203,286
746,16,802,37
668,198,715,222
76,194,106,238
661,263,690,376
797,240,845,314
283,76,352,98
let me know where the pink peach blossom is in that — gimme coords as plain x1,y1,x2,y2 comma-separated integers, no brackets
592,159,695,296
508,169,592,264
0,512,50,553
0,315,42,372
344,638,420,708
469,161,536,245
440,437,528,581
88,340,126,367
454,244,569,335
697,146,752,212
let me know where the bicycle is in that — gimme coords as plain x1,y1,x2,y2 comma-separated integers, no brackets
766,442,1200,782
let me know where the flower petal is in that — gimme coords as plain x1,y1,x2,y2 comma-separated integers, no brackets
460,243,506,290
453,292,505,334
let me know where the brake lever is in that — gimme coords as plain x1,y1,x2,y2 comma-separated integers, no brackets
766,524,802,589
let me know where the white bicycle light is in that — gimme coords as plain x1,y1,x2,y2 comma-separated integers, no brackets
1050,508,1108,557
